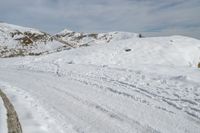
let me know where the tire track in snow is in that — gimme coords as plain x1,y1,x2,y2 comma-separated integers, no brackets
0,89,23,133
68,70,200,120
53,87,159,133
68,71,174,114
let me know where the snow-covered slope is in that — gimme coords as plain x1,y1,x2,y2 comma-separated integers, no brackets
0,24,200,133
9,35,199,68
0,50,200,133
0,23,143,57
0,23,69,57
54,29,141,47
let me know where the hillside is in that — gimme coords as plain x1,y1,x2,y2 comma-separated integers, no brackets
0,23,68,57
8,35,199,68
0,23,142,57
0,23,200,133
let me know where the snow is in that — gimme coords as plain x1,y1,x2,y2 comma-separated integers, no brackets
0,31,200,132
0,64,200,133
0,95,7,133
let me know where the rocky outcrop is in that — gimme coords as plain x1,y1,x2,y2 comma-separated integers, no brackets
0,89,23,133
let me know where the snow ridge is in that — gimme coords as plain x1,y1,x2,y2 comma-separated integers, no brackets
54,29,141,47
0,23,143,57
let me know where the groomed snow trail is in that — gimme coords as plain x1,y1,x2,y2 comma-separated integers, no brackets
0,64,199,133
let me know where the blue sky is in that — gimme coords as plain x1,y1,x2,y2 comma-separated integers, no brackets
0,0,200,38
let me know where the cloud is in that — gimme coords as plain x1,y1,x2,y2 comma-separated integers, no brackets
0,0,199,39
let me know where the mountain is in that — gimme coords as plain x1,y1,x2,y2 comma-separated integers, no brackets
54,29,142,47
0,23,69,57
0,23,200,68
0,23,143,57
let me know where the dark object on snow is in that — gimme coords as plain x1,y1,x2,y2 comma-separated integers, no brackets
138,34,143,38
125,49,131,52
198,62,200,68
68,61,74,64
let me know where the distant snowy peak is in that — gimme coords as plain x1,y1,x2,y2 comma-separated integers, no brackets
54,29,142,47
58,28,74,34
0,23,67,57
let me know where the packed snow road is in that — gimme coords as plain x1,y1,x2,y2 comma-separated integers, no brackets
0,64,200,133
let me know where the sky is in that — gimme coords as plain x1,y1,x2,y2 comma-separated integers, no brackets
0,0,200,39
